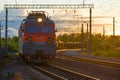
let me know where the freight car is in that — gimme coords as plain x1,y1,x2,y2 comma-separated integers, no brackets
18,11,56,62
56,40,81,49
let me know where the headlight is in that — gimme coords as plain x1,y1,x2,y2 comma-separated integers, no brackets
46,37,53,45
38,18,42,22
27,37,32,41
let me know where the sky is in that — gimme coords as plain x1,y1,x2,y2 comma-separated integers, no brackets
1,0,120,37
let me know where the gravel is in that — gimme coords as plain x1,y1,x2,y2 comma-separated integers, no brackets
0,56,53,80
51,50,120,80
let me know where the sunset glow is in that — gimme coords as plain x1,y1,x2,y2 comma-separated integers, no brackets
0,0,120,36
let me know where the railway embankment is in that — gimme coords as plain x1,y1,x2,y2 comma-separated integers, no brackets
54,49,120,80
0,55,52,80
57,49,120,63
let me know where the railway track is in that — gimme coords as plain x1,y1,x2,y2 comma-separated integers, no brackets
29,63,100,80
57,53,120,69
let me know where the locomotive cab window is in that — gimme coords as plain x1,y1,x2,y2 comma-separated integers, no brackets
41,26,53,33
26,26,39,33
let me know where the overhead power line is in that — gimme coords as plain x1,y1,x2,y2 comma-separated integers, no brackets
4,4,94,9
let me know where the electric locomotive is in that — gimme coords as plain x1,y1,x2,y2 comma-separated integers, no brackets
18,11,56,62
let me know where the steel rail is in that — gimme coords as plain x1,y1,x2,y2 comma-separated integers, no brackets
47,63,100,80
29,63,67,80
58,54,120,68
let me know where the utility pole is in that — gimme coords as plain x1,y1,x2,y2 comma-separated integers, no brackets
103,26,105,39
83,0,85,5
89,8,92,54
15,0,17,5
113,17,115,36
81,24,84,52
5,8,8,56
103,26,106,51
86,23,89,53
113,17,116,48
0,20,3,57
0,21,1,45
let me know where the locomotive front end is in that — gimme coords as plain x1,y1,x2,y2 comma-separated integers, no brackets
19,11,56,62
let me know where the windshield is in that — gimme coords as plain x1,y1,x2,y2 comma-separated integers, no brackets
26,26,39,33
25,26,53,33
41,26,53,33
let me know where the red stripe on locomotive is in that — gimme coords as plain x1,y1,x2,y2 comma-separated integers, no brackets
23,22,56,42
23,34,56,42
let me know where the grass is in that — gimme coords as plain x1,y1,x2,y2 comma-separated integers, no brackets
0,53,17,64
0,55,12,63
92,49,120,59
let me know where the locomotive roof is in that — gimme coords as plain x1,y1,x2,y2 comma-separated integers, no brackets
21,11,54,24
26,11,47,19
22,19,54,24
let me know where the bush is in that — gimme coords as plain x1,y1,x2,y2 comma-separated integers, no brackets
92,49,120,58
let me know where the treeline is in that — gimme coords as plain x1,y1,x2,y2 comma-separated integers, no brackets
57,33,120,50
1,36,18,53
0,33,120,58
1,33,119,52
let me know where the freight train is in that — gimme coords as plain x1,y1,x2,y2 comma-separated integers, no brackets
18,11,56,62
56,41,81,49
